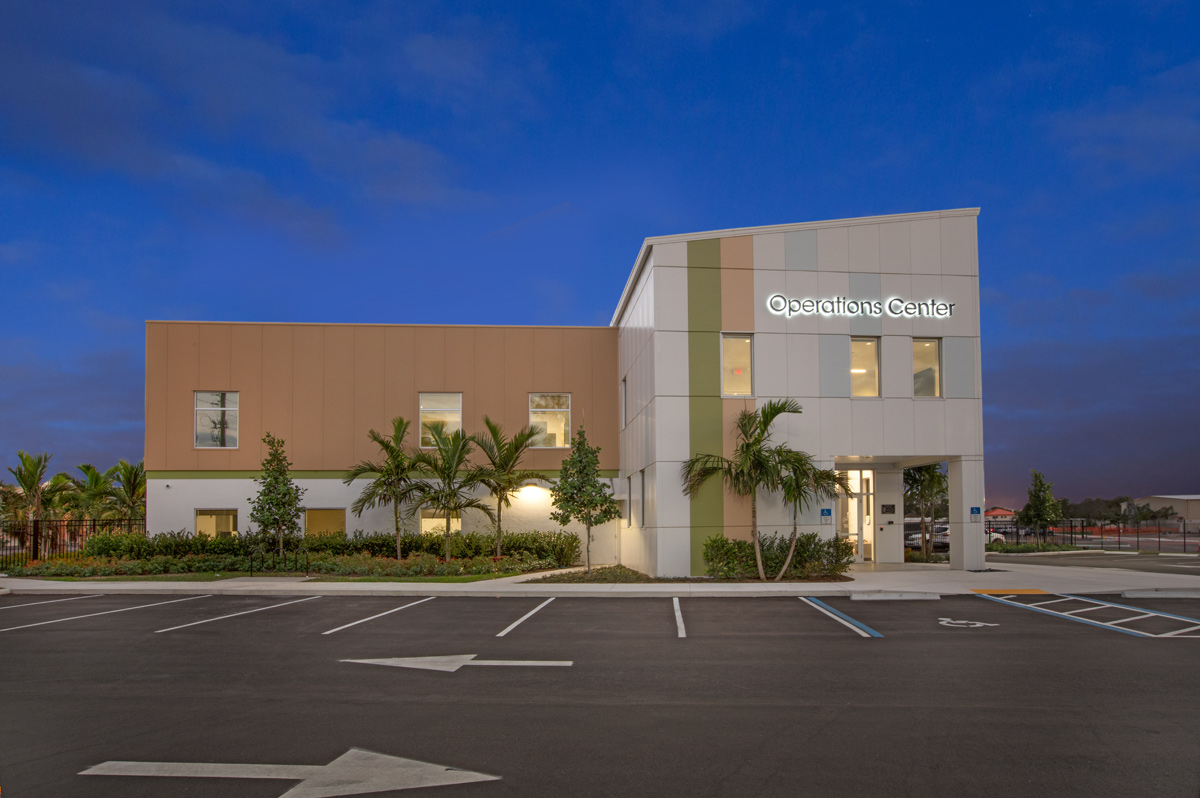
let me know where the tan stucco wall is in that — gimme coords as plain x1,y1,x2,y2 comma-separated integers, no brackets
146,321,619,472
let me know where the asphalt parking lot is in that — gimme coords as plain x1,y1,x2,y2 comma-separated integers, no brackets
2,592,1199,797
988,551,1200,575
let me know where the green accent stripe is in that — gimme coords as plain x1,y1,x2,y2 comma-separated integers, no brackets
147,470,618,480
687,239,724,576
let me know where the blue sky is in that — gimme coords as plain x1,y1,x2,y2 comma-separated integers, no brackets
1,1,1197,509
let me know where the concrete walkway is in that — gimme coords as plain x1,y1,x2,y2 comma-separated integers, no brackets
3,556,1200,598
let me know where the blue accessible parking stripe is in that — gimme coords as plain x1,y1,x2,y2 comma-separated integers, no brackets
799,597,884,638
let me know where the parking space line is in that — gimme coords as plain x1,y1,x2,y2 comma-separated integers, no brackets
1107,613,1156,625
496,597,555,637
321,597,436,635
1059,594,1200,626
1028,597,1074,607
1061,606,1105,615
0,594,102,611
0,595,211,633
798,597,884,638
1161,623,1200,637
975,594,1149,637
154,596,322,633
672,597,686,638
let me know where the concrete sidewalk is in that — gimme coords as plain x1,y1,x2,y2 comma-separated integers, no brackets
3,558,1200,598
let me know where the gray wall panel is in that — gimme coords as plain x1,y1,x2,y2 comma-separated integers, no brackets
943,336,976,398
785,230,817,271
818,334,851,397
848,273,883,336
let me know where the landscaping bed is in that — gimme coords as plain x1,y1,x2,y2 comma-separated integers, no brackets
529,565,852,583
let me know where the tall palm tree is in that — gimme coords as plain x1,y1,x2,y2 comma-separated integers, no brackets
67,463,118,520
905,464,948,558
681,399,802,581
775,452,852,580
406,422,497,561
7,451,72,555
107,460,147,527
344,417,417,559
475,416,540,557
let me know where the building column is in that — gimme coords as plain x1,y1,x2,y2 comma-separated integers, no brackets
948,455,986,570
872,469,904,563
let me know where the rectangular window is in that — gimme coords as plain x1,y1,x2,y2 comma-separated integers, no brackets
913,338,941,397
850,338,880,397
420,508,461,535
195,509,237,538
305,508,346,537
419,393,462,447
530,393,570,448
722,334,753,396
195,391,238,448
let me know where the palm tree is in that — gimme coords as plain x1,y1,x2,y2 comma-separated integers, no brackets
474,416,540,557
406,422,497,561
344,417,417,559
775,452,852,580
67,463,118,520
7,451,72,556
905,464,948,558
107,460,147,527
681,399,802,581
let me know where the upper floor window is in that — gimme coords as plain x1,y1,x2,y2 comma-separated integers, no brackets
913,339,941,397
195,391,238,448
419,393,462,447
722,334,753,396
850,338,880,397
530,393,571,448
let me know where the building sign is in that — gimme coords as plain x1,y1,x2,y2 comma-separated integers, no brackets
881,504,895,515
970,506,981,522
767,294,955,319
820,508,832,524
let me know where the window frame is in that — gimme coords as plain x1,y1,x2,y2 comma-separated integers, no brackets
193,390,239,450
528,392,571,449
912,338,943,398
720,332,754,398
304,507,347,538
418,392,463,449
850,337,881,398
194,508,238,538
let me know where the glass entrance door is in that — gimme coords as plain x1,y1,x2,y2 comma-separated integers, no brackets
837,470,875,562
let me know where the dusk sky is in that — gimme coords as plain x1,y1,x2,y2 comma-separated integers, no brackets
1,2,1197,510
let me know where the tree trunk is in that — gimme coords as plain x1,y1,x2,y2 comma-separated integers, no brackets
495,499,503,558
444,510,452,560
394,502,401,559
585,523,592,573
774,502,800,581
751,492,766,582
921,499,930,559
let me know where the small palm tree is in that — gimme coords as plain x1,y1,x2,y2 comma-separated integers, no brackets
7,451,72,556
776,453,852,580
406,422,497,561
681,399,802,581
475,416,540,557
107,460,147,528
344,417,417,559
905,464,948,558
68,463,118,520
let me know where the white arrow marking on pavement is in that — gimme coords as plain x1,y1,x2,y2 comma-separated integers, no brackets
80,747,500,798
938,617,999,628
342,654,573,673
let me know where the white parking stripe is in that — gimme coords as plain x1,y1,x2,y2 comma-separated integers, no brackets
321,597,436,635
154,596,322,633
496,597,555,637
0,594,102,611
672,597,686,638
798,597,874,638
1027,597,1075,607
1160,623,1200,637
0,595,210,633
1106,613,1156,625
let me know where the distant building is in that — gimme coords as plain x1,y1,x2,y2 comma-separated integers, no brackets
1134,496,1200,525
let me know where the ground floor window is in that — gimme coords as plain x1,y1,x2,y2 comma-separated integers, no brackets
420,508,461,535
195,509,237,538
305,508,346,537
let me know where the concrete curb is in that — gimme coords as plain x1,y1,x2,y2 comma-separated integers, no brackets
0,587,9,596
851,591,940,600
1121,588,1200,599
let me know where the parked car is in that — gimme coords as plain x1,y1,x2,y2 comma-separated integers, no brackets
905,527,1006,549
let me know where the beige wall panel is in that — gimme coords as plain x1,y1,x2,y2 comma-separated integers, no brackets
444,327,477,433
415,327,446,393
321,326,355,469
562,327,593,441
144,325,169,470
532,327,564,390
590,327,619,468
503,327,535,440
352,327,386,464
196,324,231,391
228,325,263,470
383,326,416,427
722,398,752,537
473,327,507,431
720,235,754,270
291,326,325,469
260,325,295,461
720,266,755,333
164,323,199,470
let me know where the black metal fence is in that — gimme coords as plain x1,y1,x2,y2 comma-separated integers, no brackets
1003,518,1195,554
0,519,147,571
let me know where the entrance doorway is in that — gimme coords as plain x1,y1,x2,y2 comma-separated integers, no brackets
837,470,874,562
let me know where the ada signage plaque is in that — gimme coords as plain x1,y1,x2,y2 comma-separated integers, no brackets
820,508,832,525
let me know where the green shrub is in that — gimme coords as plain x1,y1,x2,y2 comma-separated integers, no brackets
702,532,854,579
986,542,1082,554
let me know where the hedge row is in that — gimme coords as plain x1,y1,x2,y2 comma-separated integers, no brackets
13,551,559,578
80,529,581,567
702,533,855,579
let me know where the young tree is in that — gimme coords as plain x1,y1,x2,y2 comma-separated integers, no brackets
681,399,801,581
776,452,851,580
1017,469,1063,542
344,417,416,558
248,433,307,555
550,425,619,573
475,416,540,557
406,422,497,561
904,464,948,558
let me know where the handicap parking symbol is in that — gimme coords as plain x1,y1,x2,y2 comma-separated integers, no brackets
938,618,998,628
